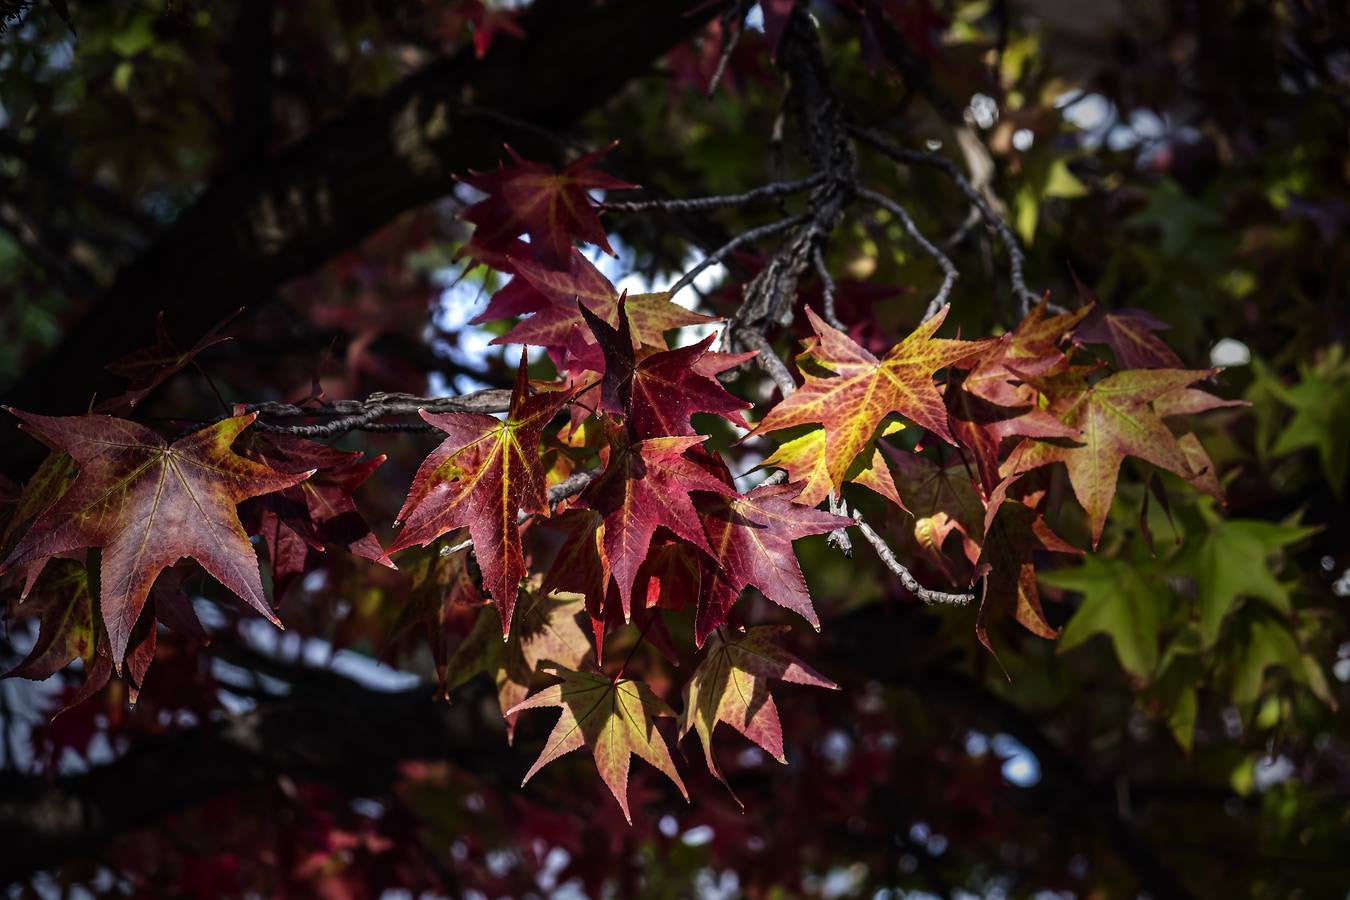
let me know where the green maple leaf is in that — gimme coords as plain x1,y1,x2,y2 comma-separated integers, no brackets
1266,364,1350,495
1043,556,1170,681
1184,518,1316,647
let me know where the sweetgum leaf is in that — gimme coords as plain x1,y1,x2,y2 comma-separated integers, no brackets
1000,368,1218,546
483,249,716,356
975,497,1082,654
761,424,902,508
753,306,986,493
580,299,749,439
388,356,569,634
1188,518,1316,647
1070,272,1183,369
0,410,307,665
242,434,391,601
444,586,592,741
509,667,688,823
576,433,735,618
96,309,240,411
458,143,635,268
1075,306,1183,370
693,483,851,645
5,556,97,682
679,624,837,803
1044,556,1167,681
883,448,985,576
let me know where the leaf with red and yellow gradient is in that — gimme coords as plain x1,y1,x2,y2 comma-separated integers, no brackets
753,306,986,492
0,410,307,665
458,143,635,268
761,424,903,508
509,667,688,823
1000,368,1217,546
444,586,593,741
679,625,837,802
388,357,569,634
945,369,1079,496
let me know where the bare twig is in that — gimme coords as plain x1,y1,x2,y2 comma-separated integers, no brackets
600,175,821,213
241,389,512,438
826,491,852,555
812,244,845,330
857,187,959,322
737,329,797,398
705,4,746,99
667,214,809,297
851,509,973,606
848,126,1044,314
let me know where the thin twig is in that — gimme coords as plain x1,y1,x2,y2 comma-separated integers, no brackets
667,214,809,297
737,329,796,398
812,244,845,330
851,509,973,606
857,187,959,322
848,126,1043,314
601,177,821,213
826,491,852,555
239,388,512,438
705,5,746,99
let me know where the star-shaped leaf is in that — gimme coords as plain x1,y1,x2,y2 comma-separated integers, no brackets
1185,518,1316,647
753,306,986,493
4,556,97,683
1000,368,1217,546
679,625,837,802
96,309,241,411
508,668,688,823
975,495,1082,654
945,370,1079,495
1069,272,1183,369
694,483,851,645
0,410,308,664
444,586,593,740
761,424,902,508
388,357,570,634
576,433,735,618
580,299,749,439
479,249,716,355
883,448,985,577
458,143,635,268
1075,306,1183,369
243,434,392,601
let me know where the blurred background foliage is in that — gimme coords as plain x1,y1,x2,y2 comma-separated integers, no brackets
1,0,1348,897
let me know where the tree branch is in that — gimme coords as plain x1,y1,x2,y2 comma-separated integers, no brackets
848,125,1042,314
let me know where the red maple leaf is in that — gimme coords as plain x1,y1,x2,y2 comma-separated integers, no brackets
458,144,635,269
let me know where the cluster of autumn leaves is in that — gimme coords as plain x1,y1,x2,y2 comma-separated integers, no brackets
0,147,1238,819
